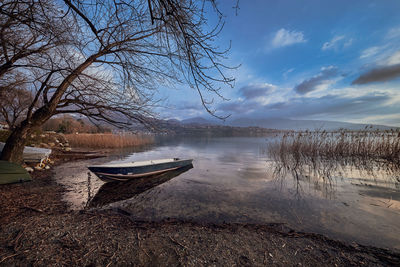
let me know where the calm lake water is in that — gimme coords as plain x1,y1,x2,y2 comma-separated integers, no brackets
56,136,400,250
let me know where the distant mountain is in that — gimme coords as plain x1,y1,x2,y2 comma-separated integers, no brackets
165,119,181,125
228,117,398,131
178,116,398,131
181,117,217,125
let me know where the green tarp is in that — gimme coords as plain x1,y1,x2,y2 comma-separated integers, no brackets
0,160,31,185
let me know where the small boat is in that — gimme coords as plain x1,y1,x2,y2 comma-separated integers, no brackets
0,142,52,163
88,158,193,182
0,160,31,185
88,165,193,207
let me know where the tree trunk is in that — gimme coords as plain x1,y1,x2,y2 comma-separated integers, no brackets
1,49,102,163
0,121,31,164
1,106,52,163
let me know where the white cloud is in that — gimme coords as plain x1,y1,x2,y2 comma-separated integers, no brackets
322,35,345,51
343,38,353,47
282,68,294,79
384,50,400,66
386,27,400,39
321,35,353,51
271,28,307,48
359,46,382,59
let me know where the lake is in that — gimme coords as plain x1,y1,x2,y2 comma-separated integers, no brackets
56,136,400,250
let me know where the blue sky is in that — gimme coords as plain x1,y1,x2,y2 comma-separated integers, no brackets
158,0,400,127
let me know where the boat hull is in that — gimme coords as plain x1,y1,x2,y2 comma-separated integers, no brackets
88,159,193,182
0,160,31,185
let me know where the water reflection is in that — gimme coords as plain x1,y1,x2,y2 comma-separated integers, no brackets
55,136,400,249
271,147,400,198
87,164,193,208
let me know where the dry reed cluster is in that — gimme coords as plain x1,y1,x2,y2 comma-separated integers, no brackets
269,130,400,182
65,133,153,149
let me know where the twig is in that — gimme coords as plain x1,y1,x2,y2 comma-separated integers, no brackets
168,236,189,250
105,252,116,267
0,253,18,264
14,229,25,251
22,206,43,213
137,232,150,258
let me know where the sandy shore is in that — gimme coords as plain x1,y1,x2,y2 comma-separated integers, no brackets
1,157,399,266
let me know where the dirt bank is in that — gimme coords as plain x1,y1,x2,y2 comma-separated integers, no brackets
1,160,399,266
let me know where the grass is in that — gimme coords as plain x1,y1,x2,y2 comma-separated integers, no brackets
269,130,400,183
270,130,400,163
65,133,154,149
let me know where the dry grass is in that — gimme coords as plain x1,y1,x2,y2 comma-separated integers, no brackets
269,130,400,184
65,133,153,149
270,130,400,164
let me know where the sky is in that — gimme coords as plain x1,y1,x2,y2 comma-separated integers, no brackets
158,0,400,127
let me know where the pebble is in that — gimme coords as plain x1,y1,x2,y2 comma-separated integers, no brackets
25,167,34,173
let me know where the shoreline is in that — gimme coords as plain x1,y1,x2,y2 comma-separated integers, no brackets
1,155,399,266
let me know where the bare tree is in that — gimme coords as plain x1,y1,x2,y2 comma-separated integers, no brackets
0,0,73,77
1,0,235,163
0,73,33,129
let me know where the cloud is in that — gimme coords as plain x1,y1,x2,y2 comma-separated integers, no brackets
219,91,399,125
294,66,339,94
384,50,400,66
265,92,398,124
261,93,396,121
239,83,275,99
322,35,353,51
343,38,353,47
219,101,256,113
352,64,400,84
271,28,307,48
175,101,203,111
386,27,400,39
282,68,295,79
360,46,382,59
321,35,345,51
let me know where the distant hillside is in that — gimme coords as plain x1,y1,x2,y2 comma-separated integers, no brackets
172,116,399,131
156,118,279,136
181,117,217,125
227,117,398,131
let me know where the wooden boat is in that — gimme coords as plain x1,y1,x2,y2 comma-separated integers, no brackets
88,165,193,207
88,158,193,182
0,160,31,185
0,142,51,163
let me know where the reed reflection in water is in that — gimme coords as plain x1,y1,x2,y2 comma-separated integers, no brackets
269,130,400,198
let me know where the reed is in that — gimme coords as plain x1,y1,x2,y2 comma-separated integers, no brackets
269,130,400,179
65,133,154,149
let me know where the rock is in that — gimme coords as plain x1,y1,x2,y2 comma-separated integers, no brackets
40,134,46,138
64,147,72,152
48,142,56,147
45,165,50,170
34,166,43,171
25,167,34,173
40,143,50,148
